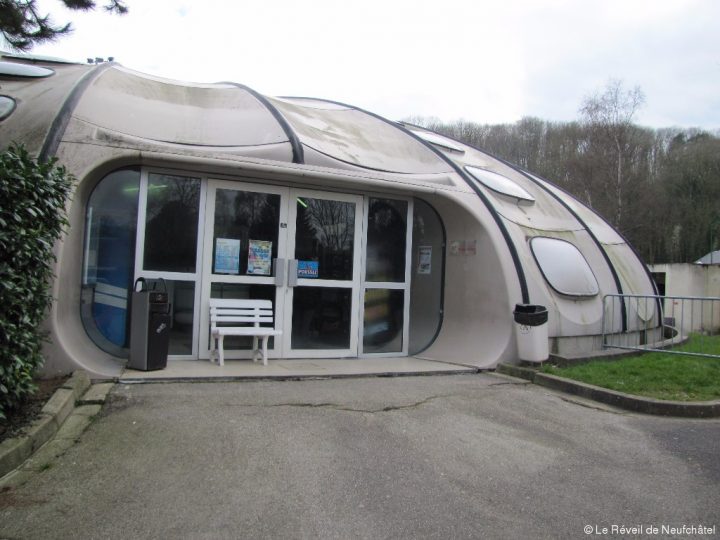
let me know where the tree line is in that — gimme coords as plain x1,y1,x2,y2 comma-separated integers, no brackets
408,81,720,265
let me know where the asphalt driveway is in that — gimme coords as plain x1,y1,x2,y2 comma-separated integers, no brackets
1,373,718,539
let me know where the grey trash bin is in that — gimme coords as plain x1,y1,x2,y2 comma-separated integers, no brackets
513,304,549,363
129,278,170,371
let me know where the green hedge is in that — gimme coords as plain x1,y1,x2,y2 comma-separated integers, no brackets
0,144,73,420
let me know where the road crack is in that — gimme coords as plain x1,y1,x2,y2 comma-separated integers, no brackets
264,394,455,413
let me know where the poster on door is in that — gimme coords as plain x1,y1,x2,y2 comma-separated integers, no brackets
215,238,240,274
247,240,272,275
297,260,319,278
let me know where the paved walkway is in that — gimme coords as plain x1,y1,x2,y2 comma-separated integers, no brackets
1,373,718,539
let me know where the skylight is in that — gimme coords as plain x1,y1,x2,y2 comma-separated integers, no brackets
465,165,535,203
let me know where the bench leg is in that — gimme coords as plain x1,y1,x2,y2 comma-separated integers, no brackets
261,335,269,366
218,335,225,367
252,336,259,363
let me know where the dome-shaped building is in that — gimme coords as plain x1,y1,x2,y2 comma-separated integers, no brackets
0,54,659,377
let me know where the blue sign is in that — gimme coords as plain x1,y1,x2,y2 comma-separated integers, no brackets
297,260,319,278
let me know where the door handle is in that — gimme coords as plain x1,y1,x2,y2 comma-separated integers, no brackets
274,258,286,287
288,259,298,287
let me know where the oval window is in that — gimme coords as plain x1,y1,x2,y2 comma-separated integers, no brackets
0,96,16,120
530,237,599,297
0,61,54,78
465,165,535,203
409,130,466,153
465,165,535,204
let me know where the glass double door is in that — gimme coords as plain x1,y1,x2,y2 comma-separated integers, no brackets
199,180,363,359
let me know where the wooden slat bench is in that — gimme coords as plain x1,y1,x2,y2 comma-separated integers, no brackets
209,299,282,366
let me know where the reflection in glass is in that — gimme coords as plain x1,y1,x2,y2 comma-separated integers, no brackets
210,283,277,350
294,198,355,280
146,279,195,355
366,198,407,282
143,174,200,272
213,189,280,275
292,287,351,349
363,289,404,353
81,169,140,357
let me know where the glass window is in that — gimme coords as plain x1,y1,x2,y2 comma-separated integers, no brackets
143,173,201,273
291,287,352,349
530,237,599,297
409,129,465,153
363,289,404,353
0,61,54,78
0,96,16,121
365,198,408,282
81,169,140,356
212,189,280,276
408,199,445,354
465,165,535,203
145,279,195,355
294,197,355,280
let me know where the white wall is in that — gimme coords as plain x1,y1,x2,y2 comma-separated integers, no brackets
648,263,720,335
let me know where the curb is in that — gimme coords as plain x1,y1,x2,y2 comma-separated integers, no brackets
497,363,720,418
0,371,114,485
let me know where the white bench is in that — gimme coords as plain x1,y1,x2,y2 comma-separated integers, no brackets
209,299,282,366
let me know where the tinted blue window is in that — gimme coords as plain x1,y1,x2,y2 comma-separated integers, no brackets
81,169,140,356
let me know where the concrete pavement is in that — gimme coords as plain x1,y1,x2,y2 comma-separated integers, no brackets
0,373,717,539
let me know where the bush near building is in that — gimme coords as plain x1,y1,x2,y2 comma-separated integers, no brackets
0,144,73,420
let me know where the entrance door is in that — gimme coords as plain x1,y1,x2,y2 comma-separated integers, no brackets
199,182,363,359
199,180,288,360
283,190,363,357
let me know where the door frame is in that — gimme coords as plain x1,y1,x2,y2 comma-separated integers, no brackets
198,179,290,360
282,188,364,358
358,196,414,357
133,168,207,359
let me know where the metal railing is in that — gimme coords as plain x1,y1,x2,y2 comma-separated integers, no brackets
602,293,720,359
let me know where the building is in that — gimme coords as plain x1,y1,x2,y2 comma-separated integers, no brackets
0,54,659,378
649,258,720,336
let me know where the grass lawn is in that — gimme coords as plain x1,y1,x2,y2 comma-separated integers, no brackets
542,334,720,402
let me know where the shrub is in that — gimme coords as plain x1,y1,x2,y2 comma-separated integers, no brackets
0,144,73,420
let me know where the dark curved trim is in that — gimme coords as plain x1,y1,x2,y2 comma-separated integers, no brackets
281,97,530,304
410,197,447,356
39,62,114,163
0,94,17,121
401,121,633,330
219,82,304,164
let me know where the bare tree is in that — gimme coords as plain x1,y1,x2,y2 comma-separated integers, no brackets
579,79,645,227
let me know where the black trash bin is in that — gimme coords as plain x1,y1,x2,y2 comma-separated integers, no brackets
513,304,549,362
128,278,170,371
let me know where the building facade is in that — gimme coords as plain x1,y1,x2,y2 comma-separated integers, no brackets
0,55,659,377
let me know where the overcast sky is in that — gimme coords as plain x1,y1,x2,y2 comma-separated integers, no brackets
24,0,720,130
